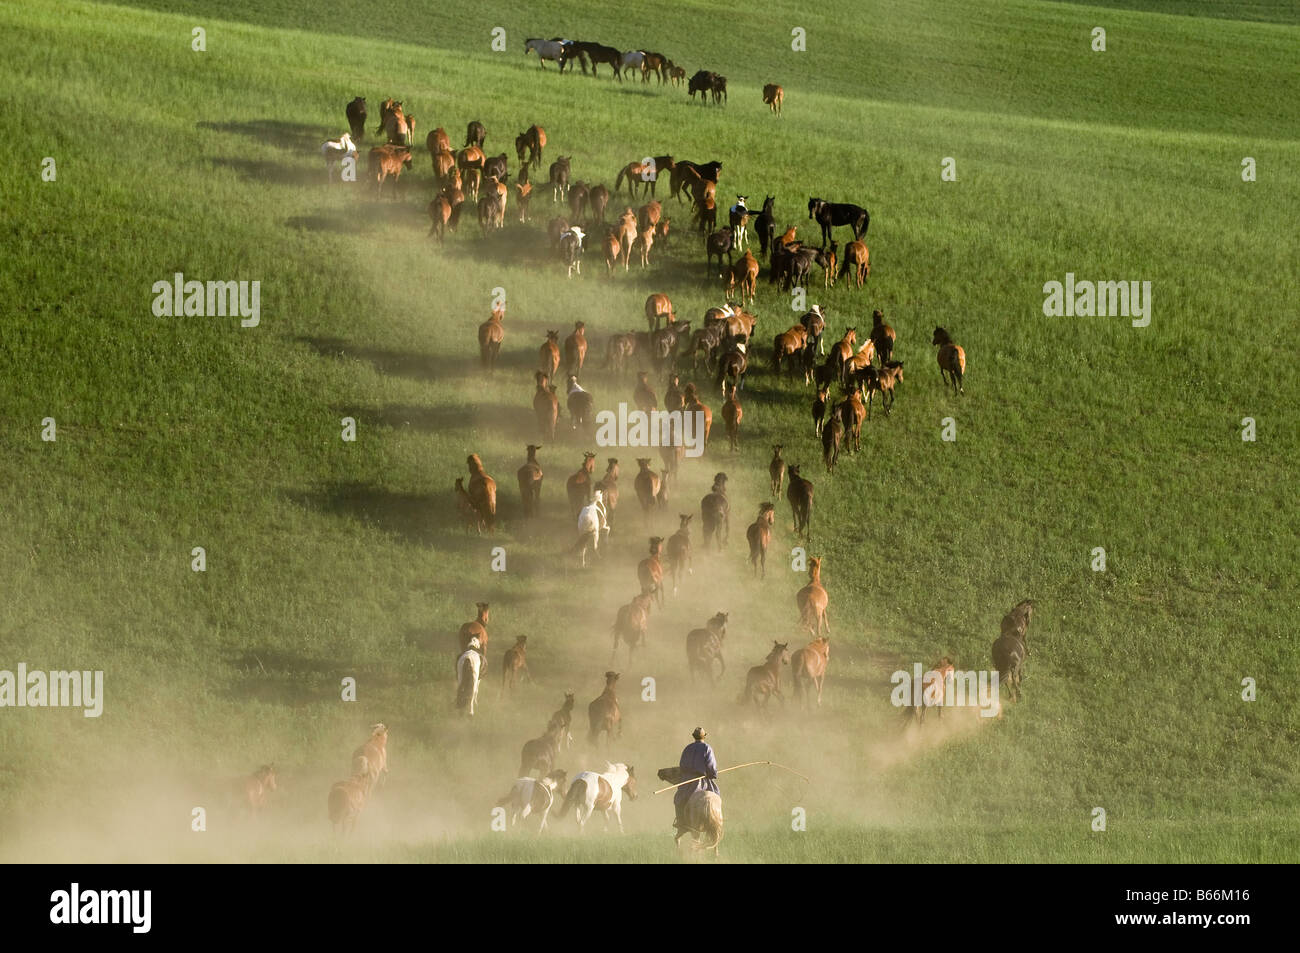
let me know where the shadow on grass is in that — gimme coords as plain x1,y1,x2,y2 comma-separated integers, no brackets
299,335,439,381
197,119,332,152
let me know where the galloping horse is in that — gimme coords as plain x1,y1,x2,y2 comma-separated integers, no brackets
686,611,727,685
791,636,830,709
762,84,784,114
456,637,484,716
588,671,622,745
560,763,637,832
796,557,830,636
740,641,790,708
496,771,568,832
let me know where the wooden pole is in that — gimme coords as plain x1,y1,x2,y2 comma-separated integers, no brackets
652,760,810,795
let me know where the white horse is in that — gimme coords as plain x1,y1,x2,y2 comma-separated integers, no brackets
496,771,567,832
620,50,647,78
321,133,357,183
575,490,609,566
525,38,568,68
559,763,637,832
729,195,750,250
456,637,483,716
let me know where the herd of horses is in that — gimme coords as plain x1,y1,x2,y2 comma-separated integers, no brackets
279,43,1036,852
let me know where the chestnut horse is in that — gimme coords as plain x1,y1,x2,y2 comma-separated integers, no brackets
534,372,559,440
740,641,790,708
796,557,830,635
791,637,830,709
587,671,622,745
458,602,490,653
638,536,665,607
746,502,775,578
478,305,505,371
515,124,546,166
933,326,966,394
466,454,497,532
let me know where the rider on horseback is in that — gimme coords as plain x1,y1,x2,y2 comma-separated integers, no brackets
673,727,719,833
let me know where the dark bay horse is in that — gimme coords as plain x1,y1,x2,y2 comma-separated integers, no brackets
807,198,869,247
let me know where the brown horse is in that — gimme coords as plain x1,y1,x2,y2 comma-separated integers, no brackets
328,774,369,834
772,324,809,377
239,764,278,816
566,451,597,514
456,477,483,533
933,327,966,394
637,536,665,607
458,146,486,200
369,145,413,198
904,656,955,726
645,293,674,331
478,306,505,371
768,445,786,497
519,721,564,777
515,124,546,165
562,321,587,377
791,637,830,709
465,120,486,149
612,592,653,661
458,602,490,653
427,126,451,155
811,386,829,437
634,225,655,267
726,250,759,305
539,330,561,378
637,201,662,232
633,371,658,413
634,458,662,518
870,309,895,364
762,83,784,114
603,232,622,274
666,513,693,594
740,641,790,708
822,413,843,472
351,723,390,792
682,384,712,447
548,692,576,749
686,611,728,685
466,454,497,532
796,557,830,636
596,458,620,527
534,371,559,440
746,502,775,578
836,385,867,454
722,383,742,451
786,464,813,538
501,636,530,694
839,241,870,287
615,159,658,196
517,444,544,518
588,671,622,745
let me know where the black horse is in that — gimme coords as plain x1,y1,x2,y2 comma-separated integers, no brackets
564,41,623,78
710,74,728,104
465,120,486,149
808,198,869,247
753,196,776,259
706,227,735,277
688,70,718,102
345,97,367,142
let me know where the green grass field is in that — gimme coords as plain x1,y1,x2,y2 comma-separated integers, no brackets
1,0,1297,862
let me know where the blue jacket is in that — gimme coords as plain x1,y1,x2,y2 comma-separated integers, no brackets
674,741,719,805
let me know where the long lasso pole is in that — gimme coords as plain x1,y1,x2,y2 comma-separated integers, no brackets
652,760,809,795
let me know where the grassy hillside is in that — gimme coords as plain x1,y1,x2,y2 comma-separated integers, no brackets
0,0,1296,862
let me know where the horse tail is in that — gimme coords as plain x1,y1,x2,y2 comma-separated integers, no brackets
560,778,587,821
693,794,724,851
615,167,626,192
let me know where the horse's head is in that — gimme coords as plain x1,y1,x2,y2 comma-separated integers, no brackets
932,326,949,346
808,198,823,218
710,611,728,634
